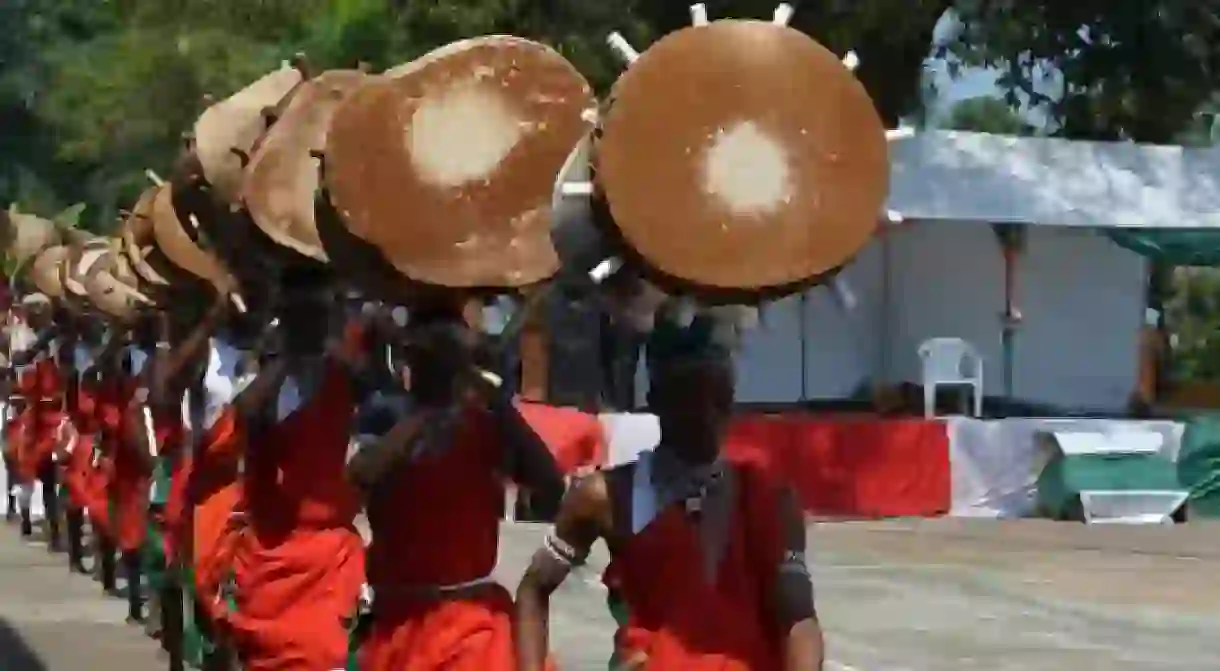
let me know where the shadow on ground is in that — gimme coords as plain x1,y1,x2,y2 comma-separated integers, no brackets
0,618,46,671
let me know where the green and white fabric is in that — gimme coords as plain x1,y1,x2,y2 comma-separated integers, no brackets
1035,430,1187,523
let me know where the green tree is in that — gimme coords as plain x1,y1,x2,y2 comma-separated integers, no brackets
942,95,1035,135
946,1,1220,143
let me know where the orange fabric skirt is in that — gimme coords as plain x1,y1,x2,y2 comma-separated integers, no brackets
359,583,526,671
229,526,365,671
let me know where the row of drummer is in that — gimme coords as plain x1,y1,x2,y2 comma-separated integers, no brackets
2,286,825,670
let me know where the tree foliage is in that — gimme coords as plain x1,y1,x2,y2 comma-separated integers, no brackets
942,95,1035,135
2,0,1219,234
946,0,1220,143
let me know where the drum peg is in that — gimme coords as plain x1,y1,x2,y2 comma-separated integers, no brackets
842,51,860,71
886,127,916,141
560,181,593,197
230,147,251,166
829,277,857,312
580,107,599,125
690,3,709,25
607,32,640,65
884,209,904,225
773,3,795,26
290,52,312,79
145,169,165,187
588,257,623,284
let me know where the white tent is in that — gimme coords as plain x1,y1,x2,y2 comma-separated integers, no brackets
678,131,1220,412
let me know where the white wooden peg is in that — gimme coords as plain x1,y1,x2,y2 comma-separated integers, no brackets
884,209,905,225
842,51,860,71
580,107,599,125
885,127,916,141
829,277,857,312
589,257,623,284
561,181,594,197
773,3,795,26
607,32,640,64
690,3,709,25
145,169,165,186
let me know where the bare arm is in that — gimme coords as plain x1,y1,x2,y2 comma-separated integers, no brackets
514,472,608,671
344,405,434,498
150,294,229,407
775,487,824,671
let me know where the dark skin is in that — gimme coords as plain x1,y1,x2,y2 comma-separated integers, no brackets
232,282,387,444
344,315,565,506
513,359,824,671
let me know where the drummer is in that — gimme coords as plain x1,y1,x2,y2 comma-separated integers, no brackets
348,300,565,671
5,293,66,542
514,314,825,670
221,269,376,671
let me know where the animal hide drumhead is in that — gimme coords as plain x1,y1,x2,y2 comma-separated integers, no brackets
84,249,154,322
242,69,369,262
121,187,173,287
0,210,62,269
193,64,305,207
594,20,889,293
324,36,595,289
29,245,70,300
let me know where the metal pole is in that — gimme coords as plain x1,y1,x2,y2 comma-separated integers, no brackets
799,290,808,402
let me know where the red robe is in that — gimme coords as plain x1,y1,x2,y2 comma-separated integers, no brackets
14,358,64,481
150,407,186,556
178,407,245,625
515,401,606,474
63,382,101,512
98,375,151,552
603,461,787,670
228,363,365,671
358,407,515,671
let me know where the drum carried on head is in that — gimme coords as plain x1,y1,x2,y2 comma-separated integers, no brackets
552,4,890,331
321,36,596,305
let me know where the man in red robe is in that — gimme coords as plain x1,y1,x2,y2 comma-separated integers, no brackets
222,274,379,671
515,315,825,670
346,304,565,671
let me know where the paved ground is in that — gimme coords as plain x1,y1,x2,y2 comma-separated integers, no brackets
1,518,1218,670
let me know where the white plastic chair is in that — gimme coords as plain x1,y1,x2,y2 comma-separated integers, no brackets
918,337,983,418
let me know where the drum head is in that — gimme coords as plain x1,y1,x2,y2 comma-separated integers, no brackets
150,184,233,292
29,245,70,300
594,20,889,294
0,210,62,269
193,64,305,206
242,69,370,261
324,36,595,289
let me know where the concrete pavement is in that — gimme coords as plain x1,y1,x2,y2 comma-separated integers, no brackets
0,518,1217,669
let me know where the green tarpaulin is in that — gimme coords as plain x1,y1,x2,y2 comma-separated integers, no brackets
1037,451,1182,520
1178,415,1220,518
1106,229,1220,266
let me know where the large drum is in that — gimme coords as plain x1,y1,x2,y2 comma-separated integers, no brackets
170,61,308,293
62,237,154,323
323,36,596,296
556,17,889,303
27,245,70,301
0,209,63,275
240,68,371,264
150,183,235,296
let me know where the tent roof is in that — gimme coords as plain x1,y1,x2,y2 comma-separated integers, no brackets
888,130,1220,229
